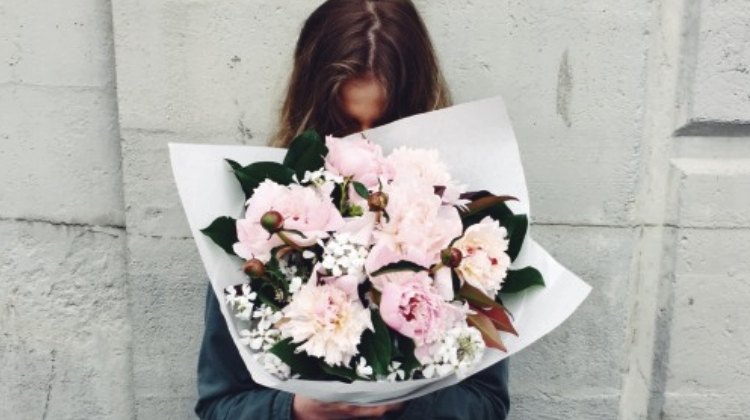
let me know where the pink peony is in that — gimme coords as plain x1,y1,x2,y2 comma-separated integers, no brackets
379,272,452,346
233,180,344,262
386,147,466,204
368,178,463,272
324,135,394,189
453,216,511,298
365,242,454,301
309,264,363,300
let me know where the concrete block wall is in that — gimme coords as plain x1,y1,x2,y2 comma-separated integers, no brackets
2,1,748,419
0,1,131,419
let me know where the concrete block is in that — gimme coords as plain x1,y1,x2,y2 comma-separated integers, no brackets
661,393,750,420
418,1,652,226
119,128,246,239
111,0,318,135
0,83,124,226
126,234,207,419
665,228,750,395
0,219,130,420
670,158,750,228
510,224,637,416
510,394,620,420
676,0,750,135
0,0,115,87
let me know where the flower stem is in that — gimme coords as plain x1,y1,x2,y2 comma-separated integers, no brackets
277,231,301,251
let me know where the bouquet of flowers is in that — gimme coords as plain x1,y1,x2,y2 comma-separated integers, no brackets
170,96,591,404
201,130,545,383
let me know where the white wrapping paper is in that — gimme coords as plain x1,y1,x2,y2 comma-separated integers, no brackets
169,96,592,405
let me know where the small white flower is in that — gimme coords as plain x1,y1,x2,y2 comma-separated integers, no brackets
256,353,291,380
224,284,257,321
319,233,369,279
301,169,344,187
385,361,406,382
355,357,373,378
418,324,485,379
289,276,303,294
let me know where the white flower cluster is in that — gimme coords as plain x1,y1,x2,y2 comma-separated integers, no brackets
224,284,256,321
238,304,283,351
320,233,368,277
299,168,343,186
254,353,292,380
225,285,292,380
420,325,485,379
355,359,408,382
277,258,304,295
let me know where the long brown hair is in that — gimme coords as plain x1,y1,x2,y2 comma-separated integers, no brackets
270,0,452,147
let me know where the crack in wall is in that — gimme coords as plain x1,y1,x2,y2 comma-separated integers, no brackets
0,216,125,233
2,215,745,237
41,349,56,420
533,221,749,231
0,81,112,92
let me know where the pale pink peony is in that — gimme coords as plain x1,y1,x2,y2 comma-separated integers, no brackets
324,135,394,189
233,180,344,262
368,178,463,273
379,272,453,346
386,147,466,204
364,249,453,301
453,216,511,298
309,264,363,300
339,212,377,246
279,281,373,367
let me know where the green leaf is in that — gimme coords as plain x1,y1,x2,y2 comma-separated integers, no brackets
257,290,281,311
283,130,328,179
200,216,238,256
268,338,322,378
500,266,545,294
319,363,359,382
393,333,421,378
352,181,370,199
225,158,243,171
230,161,295,199
359,310,392,376
370,261,427,277
505,214,528,261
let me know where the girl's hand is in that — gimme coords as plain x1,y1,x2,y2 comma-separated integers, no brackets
292,394,404,419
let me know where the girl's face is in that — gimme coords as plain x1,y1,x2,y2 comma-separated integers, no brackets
339,73,387,131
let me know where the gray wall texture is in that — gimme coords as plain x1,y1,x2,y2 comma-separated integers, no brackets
1,1,749,419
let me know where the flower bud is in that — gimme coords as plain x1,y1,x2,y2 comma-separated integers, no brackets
242,258,266,278
440,247,463,268
260,210,284,234
367,191,389,212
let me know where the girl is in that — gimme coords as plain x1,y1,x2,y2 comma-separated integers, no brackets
195,1,510,419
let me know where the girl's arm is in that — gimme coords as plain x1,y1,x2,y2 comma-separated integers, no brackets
195,283,294,420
